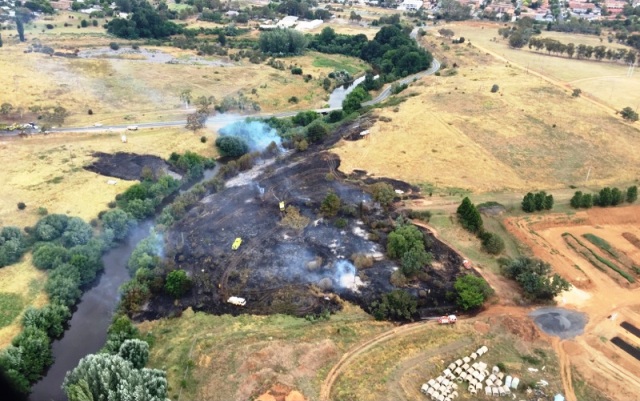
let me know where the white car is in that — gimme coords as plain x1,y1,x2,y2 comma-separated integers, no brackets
127,125,138,131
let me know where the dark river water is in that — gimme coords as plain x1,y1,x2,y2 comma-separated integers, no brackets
29,221,153,401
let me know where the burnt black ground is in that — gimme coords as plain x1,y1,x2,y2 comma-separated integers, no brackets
139,149,468,321
84,151,178,181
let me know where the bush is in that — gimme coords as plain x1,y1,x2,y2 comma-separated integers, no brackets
215,136,249,157
480,231,505,255
0,226,27,268
81,19,88,28
327,110,344,123
119,279,150,313
456,197,483,234
109,42,120,50
620,106,639,122
291,67,303,75
370,182,395,207
165,269,191,298
490,84,499,93
17,202,26,210
102,209,135,242
293,111,319,127
454,274,493,310
371,290,417,321
572,88,581,97
37,207,48,216
627,186,638,203
33,244,69,270
320,191,341,217
118,339,149,369
335,217,348,229
200,136,207,143
501,257,571,301
22,304,71,338
306,122,329,143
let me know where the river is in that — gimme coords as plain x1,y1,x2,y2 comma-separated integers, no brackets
28,222,153,401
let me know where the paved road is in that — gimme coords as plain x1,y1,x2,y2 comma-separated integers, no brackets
4,29,439,136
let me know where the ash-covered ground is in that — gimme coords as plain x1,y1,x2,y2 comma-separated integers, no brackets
85,152,180,181
141,149,467,320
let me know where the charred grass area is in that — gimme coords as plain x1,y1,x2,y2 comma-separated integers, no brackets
138,304,393,401
140,148,467,320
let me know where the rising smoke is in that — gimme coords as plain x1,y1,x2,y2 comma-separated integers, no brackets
217,120,282,152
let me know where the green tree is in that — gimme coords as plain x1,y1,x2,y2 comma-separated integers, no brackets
102,209,135,242
22,303,71,338
580,193,593,208
456,197,483,233
9,326,52,381
165,269,191,298
534,191,546,211
480,231,505,255
33,244,69,270
370,182,395,207
118,339,149,369
342,86,371,114
502,257,571,301
104,315,140,354
0,226,27,267
400,247,432,277
259,28,308,55
63,353,168,401
215,136,249,157
306,122,328,143
320,191,341,217
521,192,535,212
371,290,417,321
599,187,612,206
454,274,493,310
544,194,554,210
570,191,583,208
620,106,639,122
611,187,624,206
627,186,638,203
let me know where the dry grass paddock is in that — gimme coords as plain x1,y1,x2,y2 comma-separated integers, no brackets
334,30,640,193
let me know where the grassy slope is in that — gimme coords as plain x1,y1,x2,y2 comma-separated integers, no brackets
138,304,393,401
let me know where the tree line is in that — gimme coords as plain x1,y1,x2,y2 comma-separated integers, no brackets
527,37,637,64
570,186,637,209
521,191,554,213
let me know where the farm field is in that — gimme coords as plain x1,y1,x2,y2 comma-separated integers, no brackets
505,205,640,400
0,128,214,229
449,22,640,111
334,31,640,192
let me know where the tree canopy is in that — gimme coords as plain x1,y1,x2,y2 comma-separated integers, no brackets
259,28,308,56
107,0,181,39
454,274,493,310
501,257,571,301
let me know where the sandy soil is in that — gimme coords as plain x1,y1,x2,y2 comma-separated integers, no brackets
506,205,640,401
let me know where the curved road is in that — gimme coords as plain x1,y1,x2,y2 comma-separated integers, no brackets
4,29,439,136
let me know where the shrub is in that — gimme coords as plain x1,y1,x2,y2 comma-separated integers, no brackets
454,274,493,310
17,202,26,210
306,122,328,143
81,19,88,28
291,67,303,75
320,191,341,217
22,304,71,338
456,197,483,234
200,136,207,143
215,136,249,157
370,182,395,207
288,96,299,104
33,244,69,270
118,339,149,369
501,257,571,301
480,231,505,255
165,269,191,298
490,84,499,93
102,209,135,242
327,110,344,123
620,106,639,122
335,217,348,229
37,207,48,216
0,226,27,268
119,279,150,313
293,111,319,127
627,186,638,203
371,290,417,321
109,42,120,50
572,88,581,97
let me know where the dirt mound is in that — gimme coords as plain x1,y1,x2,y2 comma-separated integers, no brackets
84,151,179,181
529,307,588,340
491,314,540,342
256,383,306,401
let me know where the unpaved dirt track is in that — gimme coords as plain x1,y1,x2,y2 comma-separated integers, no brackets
553,339,577,401
319,320,432,401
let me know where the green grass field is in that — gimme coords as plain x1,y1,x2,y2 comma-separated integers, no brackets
312,55,364,75
0,293,25,329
